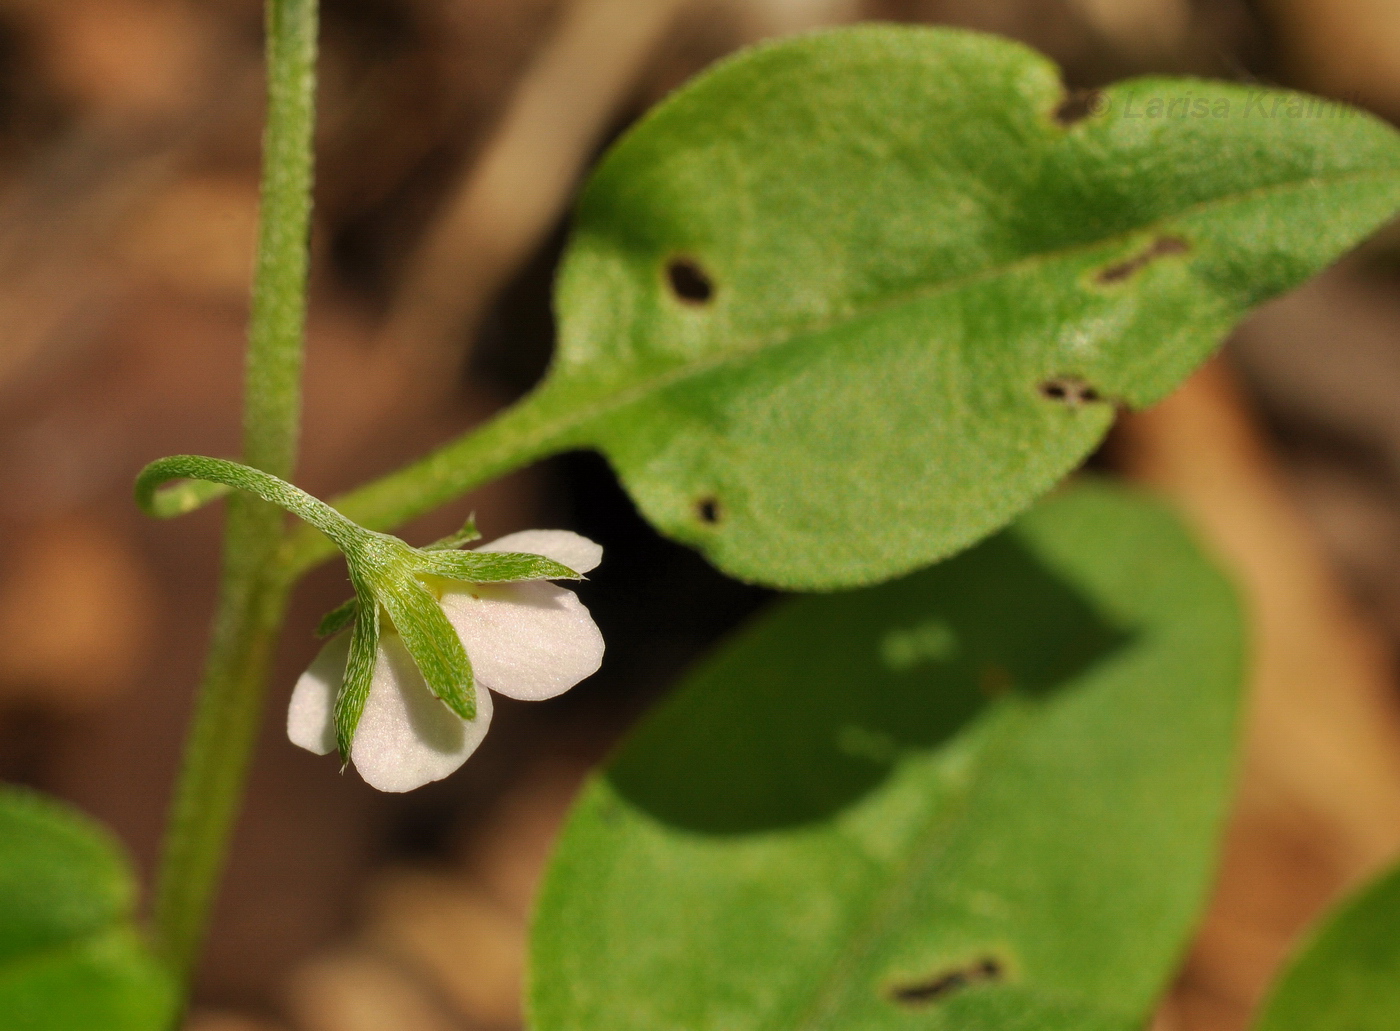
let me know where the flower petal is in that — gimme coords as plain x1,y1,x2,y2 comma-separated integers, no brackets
350,633,492,792
440,582,604,701
475,529,602,574
288,633,348,756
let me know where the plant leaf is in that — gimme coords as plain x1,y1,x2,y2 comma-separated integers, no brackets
0,787,174,1031
525,25,1400,588
529,481,1244,1031
1253,862,1400,1031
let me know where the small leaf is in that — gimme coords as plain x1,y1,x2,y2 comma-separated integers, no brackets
333,592,380,758
1253,862,1400,1031
418,550,580,583
377,575,476,720
423,516,481,552
316,597,358,638
524,25,1400,588
530,481,1245,1031
0,787,174,1031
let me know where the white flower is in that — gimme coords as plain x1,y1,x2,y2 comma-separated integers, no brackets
287,530,604,792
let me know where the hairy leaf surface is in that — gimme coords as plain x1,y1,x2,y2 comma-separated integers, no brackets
529,26,1400,587
530,483,1245,1030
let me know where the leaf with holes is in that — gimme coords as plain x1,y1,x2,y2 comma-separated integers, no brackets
1253,862,1400,1031
499,24,1400,588
0,787,175,1031
529,481,1245,1031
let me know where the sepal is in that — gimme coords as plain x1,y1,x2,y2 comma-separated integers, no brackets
419,550,580,583
316,597,358,638
423,515,481,551
375,574,477,721
332,589,380,760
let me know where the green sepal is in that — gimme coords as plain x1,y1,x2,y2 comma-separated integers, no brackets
376,574,476,720
332,590,380,760
316,597,358,638
423,515,481,551
136,454,490,751
418,550,580,584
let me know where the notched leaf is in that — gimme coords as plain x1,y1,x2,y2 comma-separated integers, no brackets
886,956,1007,1006
1096,235,1191,285
666,256,715,304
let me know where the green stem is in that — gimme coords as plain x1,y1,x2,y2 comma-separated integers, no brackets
153,0,318,992
244,0,318,482
282,380,581,576
151,570,293,986
136,455,366,553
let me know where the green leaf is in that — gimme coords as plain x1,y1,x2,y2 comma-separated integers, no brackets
525,25,1400,588
1254,862,1400,1031
0,787,174,1031
529,481,1244,1031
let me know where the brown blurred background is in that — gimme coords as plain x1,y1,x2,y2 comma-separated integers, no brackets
3,1,1400,1029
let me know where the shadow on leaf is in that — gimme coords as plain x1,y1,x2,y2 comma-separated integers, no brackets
607,531,1133,834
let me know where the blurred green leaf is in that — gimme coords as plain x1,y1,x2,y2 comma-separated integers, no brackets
528,25,1400,588
1254,862,1400,1031
530,481,1244,1030
0,787,174,1031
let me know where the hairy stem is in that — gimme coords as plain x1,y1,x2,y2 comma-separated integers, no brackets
153,0,318,992
151,571,293,987
137,455,369,553
282,379,580,576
